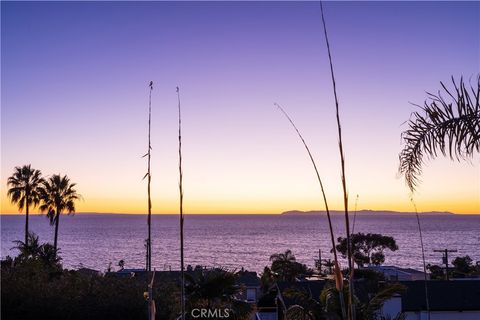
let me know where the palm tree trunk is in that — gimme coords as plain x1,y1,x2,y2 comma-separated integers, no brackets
25,198,29,245
54,209,60,254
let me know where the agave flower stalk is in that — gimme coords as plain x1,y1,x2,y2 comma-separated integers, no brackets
349,194,359,320
144,81,154,272
411,199,430,320
274,103,344,300
351,194,359,235
177,86,186,320
320,2,351,319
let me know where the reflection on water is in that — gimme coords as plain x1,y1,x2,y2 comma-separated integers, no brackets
2,214,479,272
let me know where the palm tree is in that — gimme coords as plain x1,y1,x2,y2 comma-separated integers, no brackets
12,231,42,259
270,250,296,281
283,287,323,320
270,249,296,265
399,76,480,192
320,282,405,320
7,165,44,245
185,268,253,319
38,174,80,253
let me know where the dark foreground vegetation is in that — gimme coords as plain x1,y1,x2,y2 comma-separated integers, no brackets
1,233,254,320
1,234,176,320
3,231,480,320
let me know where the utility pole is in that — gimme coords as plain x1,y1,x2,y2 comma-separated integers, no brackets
433,249,457,280
315,249,322,274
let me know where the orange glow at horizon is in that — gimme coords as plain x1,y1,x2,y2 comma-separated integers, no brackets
2,1,479,218
2,190,479,215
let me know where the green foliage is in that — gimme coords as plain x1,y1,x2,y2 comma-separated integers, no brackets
184,268,253,320
426,263,445,280
283,287,323,320
319,282,349,319
336,233,398,267
285,305,316,320
260,266,275,292
38,174,81,253
319,280,405,320
7,164,44,245
358,283,406,320
185,268,238,306
11,232,62,268
427,255,480,279
39,174,81,225
399,76,480,192
452,255,476,274
1,256,183,320
269,250,312,282
7,165,44,211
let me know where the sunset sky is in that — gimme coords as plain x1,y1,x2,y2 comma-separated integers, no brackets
1,1,479,214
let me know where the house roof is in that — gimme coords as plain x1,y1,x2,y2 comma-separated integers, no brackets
237,271,260,287
77,267,101,276
366,265,426,275
400,280,480,311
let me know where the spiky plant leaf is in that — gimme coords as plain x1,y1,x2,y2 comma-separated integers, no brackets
399,76,480,192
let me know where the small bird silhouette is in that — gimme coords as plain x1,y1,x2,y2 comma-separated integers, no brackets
176,86,179,92
149,81,153,89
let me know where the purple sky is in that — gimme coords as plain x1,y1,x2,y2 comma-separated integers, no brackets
2,1,479,214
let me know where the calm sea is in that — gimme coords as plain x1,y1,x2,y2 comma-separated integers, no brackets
1,214,479,273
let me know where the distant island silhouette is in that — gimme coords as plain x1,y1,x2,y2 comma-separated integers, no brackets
281,209,455,216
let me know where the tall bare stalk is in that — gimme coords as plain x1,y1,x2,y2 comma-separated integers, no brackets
176,86,186,320
274,103,345,314
411,198,430,320
351,194,359,235
349,194,359,320
320,2,351,319
144,81,153,273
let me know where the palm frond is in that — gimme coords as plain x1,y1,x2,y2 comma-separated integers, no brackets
363,283,406,319
399,76,480,192
6,165,44,210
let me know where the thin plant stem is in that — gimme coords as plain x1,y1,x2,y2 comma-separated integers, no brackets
144,81,154,320
177,86,186,320
349,194,359,320
274,103,344,291
320,2,351,319
147,81,153,273
411,198,430,320
351,194,359,235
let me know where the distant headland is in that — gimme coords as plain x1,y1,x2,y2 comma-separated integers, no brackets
281,209,456,216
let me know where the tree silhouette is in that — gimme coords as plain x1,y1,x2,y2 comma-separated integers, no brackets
12,231,61,267
38,174,80,254
185,268,253,319
7,165,44,245
336,233,398,267
269,250,310,282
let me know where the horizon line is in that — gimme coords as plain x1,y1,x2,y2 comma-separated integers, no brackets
2,209,479,215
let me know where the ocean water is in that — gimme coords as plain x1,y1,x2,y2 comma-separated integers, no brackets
1,214,480,273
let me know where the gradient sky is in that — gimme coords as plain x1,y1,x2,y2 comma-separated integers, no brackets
1,1,479,214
